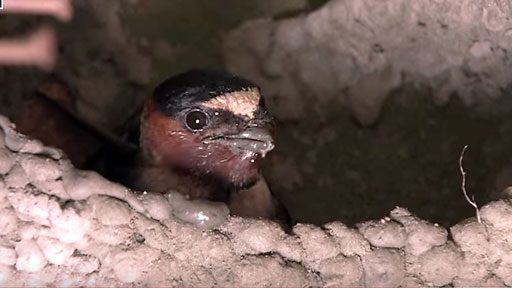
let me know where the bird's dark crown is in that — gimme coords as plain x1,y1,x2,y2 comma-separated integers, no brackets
153,69,259,116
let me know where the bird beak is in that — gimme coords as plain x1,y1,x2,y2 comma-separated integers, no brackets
203,127,275,157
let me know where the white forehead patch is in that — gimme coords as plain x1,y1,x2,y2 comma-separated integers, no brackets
200,89,261,118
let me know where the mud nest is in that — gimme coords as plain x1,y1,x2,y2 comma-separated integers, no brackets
1,114,512,287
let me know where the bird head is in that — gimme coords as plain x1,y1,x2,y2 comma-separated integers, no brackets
140,70,275,188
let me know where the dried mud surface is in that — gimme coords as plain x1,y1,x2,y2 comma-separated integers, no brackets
223,0,512,226
224,0,512,124
0,114,511,287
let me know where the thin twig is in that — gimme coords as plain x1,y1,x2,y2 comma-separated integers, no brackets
459,145,481,223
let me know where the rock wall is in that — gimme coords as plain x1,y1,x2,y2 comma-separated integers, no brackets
1,115,511,287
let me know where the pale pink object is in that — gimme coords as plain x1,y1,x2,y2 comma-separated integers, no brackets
3,0,73,22
0,26,57,70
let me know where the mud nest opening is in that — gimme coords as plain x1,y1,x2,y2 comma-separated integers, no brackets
1,0,512,230
4,82,510,229
265,89,512,227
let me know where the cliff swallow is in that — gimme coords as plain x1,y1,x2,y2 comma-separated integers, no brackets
134,69,290,225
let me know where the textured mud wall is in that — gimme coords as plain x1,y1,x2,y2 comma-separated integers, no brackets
1,115,511,287
224,0,512,124
222,0,512,226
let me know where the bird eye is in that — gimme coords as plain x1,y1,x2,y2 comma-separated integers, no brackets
185,110,209,131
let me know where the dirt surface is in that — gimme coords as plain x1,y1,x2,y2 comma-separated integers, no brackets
1,114,512,287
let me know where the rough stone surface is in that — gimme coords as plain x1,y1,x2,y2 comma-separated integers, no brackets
1,115,512,286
